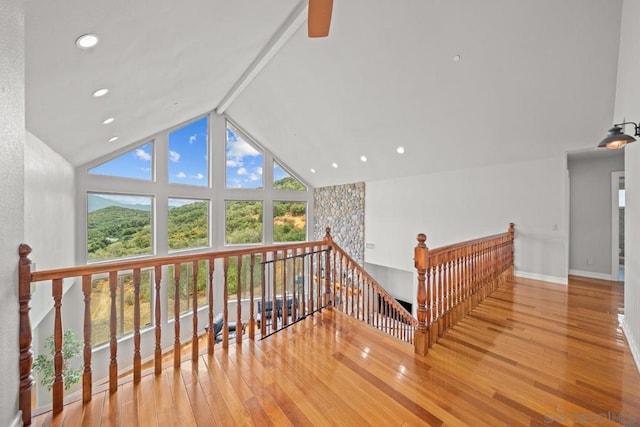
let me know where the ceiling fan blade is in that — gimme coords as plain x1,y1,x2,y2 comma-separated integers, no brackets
308,0,333,38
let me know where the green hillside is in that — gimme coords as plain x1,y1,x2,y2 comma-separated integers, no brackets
168,201,208,250
87,206,152,261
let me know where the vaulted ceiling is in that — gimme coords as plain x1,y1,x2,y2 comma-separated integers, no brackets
26,0,623,187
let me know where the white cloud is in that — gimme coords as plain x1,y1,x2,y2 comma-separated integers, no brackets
189,134,197,144
190,173,204,180
237,167,247,175
227,139,260,158
256,166,263,174
226,159,241,167
140,167,151,172
134,149,151,161
248,173,260,182
169,150,180,162
176,172,187,178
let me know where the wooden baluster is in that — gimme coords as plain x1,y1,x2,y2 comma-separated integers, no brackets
282,253,288,327
52,278,64,414
82,274,92,402
109,271,118,393
261,253,267,337
332,247,337,307
444,256,450,332
173,263,181,368
273,252,279,331
509,223,515,281
18,245,33,426
323,228,333,306
249,254,256,340
316,249,322,310
207,259,215,355
133,268,141,383
192,260,199,359
309,249,315,314
300,248,308,317
154,265,162,374
223,258,229,349
237,256,243,344
414,233,429,355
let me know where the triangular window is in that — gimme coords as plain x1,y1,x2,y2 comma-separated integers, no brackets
273,161,306,191
88,142,153,181
226,122,263,189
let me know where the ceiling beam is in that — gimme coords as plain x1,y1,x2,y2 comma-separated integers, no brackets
216,0,307,115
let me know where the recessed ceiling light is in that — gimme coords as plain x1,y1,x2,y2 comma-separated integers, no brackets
310,168,316,173
332,163,338,168
360,156,367,162
92,88,109,97
102,117,115,125
76,33,100,49
108,136,119,143
453,54,461,62
396,146,405,154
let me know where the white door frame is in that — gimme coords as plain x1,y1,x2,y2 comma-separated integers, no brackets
611,171,624,279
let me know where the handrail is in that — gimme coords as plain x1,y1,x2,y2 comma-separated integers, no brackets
324,229,417,343
413,223,515,355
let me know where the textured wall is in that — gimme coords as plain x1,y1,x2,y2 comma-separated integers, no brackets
314,182,365,265
0,0,24,424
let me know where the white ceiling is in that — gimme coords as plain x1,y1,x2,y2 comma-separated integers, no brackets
26,0,624,188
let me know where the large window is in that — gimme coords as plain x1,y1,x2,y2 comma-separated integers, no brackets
273,201,307,242
91,270,153,346
87,193,153,262
225,201,263,244
226,122,263,189
89,142,153,181
226,255,262,300
168,117,209,187
168,198,209,252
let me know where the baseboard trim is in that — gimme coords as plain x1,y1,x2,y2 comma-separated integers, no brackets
515,271,568,285
569,269,618,282
622,319,640,375
9,411,22,427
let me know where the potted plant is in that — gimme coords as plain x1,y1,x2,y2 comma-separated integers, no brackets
33,329,83,391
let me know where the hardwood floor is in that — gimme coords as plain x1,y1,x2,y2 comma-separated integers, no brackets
32,276,640,426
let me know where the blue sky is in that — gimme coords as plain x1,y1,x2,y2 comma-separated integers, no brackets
89,142,153,181
226,123,263,188
168,117,209,186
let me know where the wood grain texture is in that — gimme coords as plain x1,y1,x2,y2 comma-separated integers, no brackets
32,276,640,426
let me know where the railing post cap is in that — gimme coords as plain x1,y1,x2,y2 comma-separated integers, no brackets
417,234,427,244
19,243,32,257
325,227,332,239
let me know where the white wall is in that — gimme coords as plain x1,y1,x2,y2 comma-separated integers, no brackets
0,0,24,425
365,156,568,284
25,131,76,328
615,0,640,372
568,152,624,279
364,263,414,309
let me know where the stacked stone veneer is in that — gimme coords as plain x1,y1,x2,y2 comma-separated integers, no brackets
313,182,365,265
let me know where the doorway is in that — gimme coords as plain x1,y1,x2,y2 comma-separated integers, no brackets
612,171,625,282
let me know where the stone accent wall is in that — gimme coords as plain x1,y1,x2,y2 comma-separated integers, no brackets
313,182,365,265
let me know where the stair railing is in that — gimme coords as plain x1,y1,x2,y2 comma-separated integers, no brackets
413,223,515,355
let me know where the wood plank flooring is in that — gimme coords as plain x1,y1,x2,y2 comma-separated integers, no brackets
32,276,640,426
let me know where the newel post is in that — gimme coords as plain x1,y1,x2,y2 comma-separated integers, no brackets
508,223,515,281
19,244,33,426
414,234,429,356
323,228,333,307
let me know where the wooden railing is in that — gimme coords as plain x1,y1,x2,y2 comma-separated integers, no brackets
324,229,417,343
18,236,336,425
413,223,515,355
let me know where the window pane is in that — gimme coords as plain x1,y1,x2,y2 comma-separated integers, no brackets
167,261,208,320
273,161,306,191
89,142,153,181
226,122,263,189
273,201,306,242
168,198,209,251
87,193,153,262
91,270,153,347
225,201,263,244
168,117,209,187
